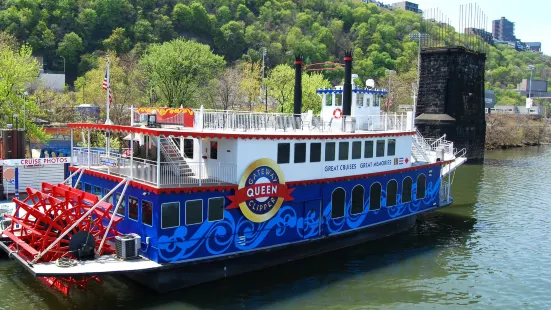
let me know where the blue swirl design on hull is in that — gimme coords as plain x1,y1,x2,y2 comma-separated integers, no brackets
157,172,443,263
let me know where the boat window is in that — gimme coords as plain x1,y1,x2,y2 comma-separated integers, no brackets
370,183,382,211
325,142,336,162
339,142,349,160
416,174,426,200
208,197,224,222
352,141,362,159
386,180,398,207
364,141,374,158
294,143,306,163
93,186,103,199
128,196,139,221
387,139,396,156
277,143,290,164
335,94,342,106
357,93,364,107
210,141,218,160
185,200,202,225
402,177,413,203
74,181,82,190
376,140,385,157
351,185,364,214
331,188,345,218
84,183,92,193
325,94,332,106
310,143,321,162
142,200,153,227
366,97,371,107
374,95,381,107
115,193,126,216
162,202,180,229
184,138,194,158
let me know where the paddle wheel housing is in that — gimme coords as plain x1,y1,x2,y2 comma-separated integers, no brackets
2,182,123,295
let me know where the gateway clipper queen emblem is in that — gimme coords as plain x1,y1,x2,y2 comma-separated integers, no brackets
227,159,294,223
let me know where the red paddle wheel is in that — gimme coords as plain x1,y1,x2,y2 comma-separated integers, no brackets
2,182,122,295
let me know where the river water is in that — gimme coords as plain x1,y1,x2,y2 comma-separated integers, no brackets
1,146,551,310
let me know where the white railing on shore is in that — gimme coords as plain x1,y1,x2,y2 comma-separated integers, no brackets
73,148,237,186
197,109,412,133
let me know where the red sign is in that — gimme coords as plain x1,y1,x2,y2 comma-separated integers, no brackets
227,183,294,210
136,108,195,127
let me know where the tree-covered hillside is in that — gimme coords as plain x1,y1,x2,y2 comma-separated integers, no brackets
1,0,550,106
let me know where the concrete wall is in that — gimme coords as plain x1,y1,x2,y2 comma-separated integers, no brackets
416,47,487,161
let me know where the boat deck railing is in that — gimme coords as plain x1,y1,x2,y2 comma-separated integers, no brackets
73,148,237,186
147,109,413,133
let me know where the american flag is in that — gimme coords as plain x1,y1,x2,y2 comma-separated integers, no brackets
102,59,113,106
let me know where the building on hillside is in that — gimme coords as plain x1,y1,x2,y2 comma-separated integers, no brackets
31,56,65,92
525,42,542,52
362,0,392,10
485,90,495,113
391,1,422,14
465,28,493,45
492,17,516,42
488,105,543,116
516,79,551,98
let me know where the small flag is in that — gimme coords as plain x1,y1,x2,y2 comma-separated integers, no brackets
102,59,113,106
394,158,399,165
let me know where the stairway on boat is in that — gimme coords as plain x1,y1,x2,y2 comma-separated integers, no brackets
411,130,467,177
157,136,195,179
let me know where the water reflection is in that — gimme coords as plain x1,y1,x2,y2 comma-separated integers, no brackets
2,146,551,309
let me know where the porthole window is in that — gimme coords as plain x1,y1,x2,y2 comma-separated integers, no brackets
402,177,413,203
416,174,426,200
370,183,381,211
331,188,345,218
386,180,398,207
351,185,364,214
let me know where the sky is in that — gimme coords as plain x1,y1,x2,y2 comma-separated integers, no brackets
410,0,551,55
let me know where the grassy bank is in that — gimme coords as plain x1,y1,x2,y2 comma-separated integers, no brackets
486,115,551,150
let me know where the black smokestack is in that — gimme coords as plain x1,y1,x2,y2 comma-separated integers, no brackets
294,55,303,115
343,51,353,117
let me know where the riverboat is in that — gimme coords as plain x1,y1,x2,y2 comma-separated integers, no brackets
0,54,466,295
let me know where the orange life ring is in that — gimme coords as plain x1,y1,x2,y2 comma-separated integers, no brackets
333,108,343,119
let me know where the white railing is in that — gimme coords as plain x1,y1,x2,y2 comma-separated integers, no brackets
73,148,236,186
197,110,410,133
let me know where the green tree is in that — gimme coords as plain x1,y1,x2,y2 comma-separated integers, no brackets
0,41,47,142
57,32,84,64
103,28,131,53
172,3,193,31
214,21,246,61
267,64,294,111
139,39,225,107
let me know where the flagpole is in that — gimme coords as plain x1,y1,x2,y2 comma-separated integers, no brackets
105,56,112,125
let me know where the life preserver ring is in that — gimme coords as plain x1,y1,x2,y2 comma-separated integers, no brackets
333,108,343,119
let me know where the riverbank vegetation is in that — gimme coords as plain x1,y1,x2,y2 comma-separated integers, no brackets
486,115,551,150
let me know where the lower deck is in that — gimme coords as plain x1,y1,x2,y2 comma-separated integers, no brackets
70,162,447,265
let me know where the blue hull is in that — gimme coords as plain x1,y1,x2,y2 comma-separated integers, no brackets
73,163,445,291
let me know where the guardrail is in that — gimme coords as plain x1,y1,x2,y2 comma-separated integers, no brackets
73,148,236,186
197,110,410,133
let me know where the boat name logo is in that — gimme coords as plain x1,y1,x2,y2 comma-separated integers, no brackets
227,159,294,223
